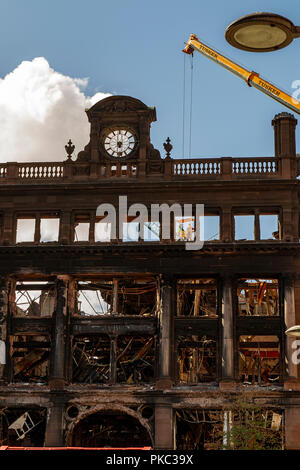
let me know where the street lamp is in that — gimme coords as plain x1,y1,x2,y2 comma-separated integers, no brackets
226,14,300,335
225,12,300,52
285,326,300,337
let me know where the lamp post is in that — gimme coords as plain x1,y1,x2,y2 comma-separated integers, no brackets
225,12,300,52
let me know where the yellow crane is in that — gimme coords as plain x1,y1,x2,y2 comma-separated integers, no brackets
183,34,300,115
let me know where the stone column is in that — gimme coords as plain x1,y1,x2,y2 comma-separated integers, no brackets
154,404,174,449
65,278,75,383
254,210,260,241
220,276,235,390
156,276,173,389
284,276,297,380
2,211,14,244
59,211,72,244
34,214,41,243
221,208,232,242
282,207,297,242
285,407,300,450
49,277,67,388
44,398,65,446
109,335,117,384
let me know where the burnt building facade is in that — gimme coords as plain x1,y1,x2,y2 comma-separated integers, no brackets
0,95,300,449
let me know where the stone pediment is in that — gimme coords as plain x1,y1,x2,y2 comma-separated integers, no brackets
87,95,156,121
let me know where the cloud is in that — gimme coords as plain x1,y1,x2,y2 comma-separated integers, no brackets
0,57,111,162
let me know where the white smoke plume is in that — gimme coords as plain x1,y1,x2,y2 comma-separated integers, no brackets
0,57,111,163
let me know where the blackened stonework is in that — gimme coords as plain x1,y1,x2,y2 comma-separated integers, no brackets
0,95,299,449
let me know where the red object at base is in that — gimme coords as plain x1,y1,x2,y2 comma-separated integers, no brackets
0,446,152,451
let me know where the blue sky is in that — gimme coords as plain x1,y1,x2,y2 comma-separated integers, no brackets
0,0,299,160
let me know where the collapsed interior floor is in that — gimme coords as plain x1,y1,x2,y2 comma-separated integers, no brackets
72,334,156,384
74,278,157,317
177,279,217,317
176,335,217,384
11,334,50,384
239,335,280,385
0,274,290,448
70,411,152,448
237,279,279,317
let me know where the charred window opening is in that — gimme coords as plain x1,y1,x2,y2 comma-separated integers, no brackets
234,211,281,241
40,216,60,242
202,215,220,241
176,335,217,384
11,334,50,384
239,335,280,385
72,335,110,384
176,409,223,450
116,279,157,316
123,219,139,242
95,215,111,242
74,215,90,242
16,215,60,244
144,221,160,241
177,279,217,317
74,278,157,316
71,411,152,448
16,217,36,243
123,218,160,242
0,408,46,447
237,279,279,317
175,216,195,242
72,335,155,385
260,214,280,240
75,281,111,316
14,281,56,317
175,215,220,242
234,215,255,241
117,335,156,384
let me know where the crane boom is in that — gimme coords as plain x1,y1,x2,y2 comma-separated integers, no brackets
183,34,300,115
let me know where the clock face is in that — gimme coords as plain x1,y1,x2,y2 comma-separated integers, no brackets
103,128,136,158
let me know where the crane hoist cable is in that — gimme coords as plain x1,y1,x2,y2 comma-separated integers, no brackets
189,53,194,158
183,34,300,115
182,53,186,158
182,53,194,158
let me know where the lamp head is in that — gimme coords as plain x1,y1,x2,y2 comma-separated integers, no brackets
285,325,300,337
225,12,300,52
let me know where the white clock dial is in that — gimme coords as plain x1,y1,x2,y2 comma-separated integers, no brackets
104,129,136,158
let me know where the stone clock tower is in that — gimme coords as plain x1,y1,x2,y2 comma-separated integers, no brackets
76,95,162,175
